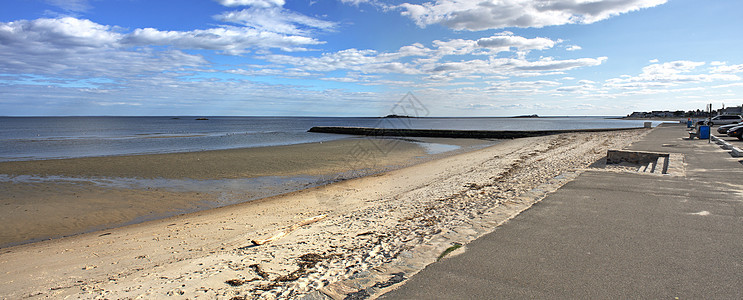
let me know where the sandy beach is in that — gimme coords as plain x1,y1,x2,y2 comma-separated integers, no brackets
0,129,649,299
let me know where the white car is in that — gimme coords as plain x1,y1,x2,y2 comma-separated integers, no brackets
697,115,743,126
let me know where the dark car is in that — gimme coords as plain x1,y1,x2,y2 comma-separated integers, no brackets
717,122,743,134
726,124,743,140
697,115,743,126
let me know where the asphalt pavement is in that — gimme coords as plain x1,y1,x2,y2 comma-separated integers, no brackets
381,124,743,299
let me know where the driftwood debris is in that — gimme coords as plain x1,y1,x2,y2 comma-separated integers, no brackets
251,214,327,246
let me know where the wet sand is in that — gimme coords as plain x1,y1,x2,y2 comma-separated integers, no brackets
0,137,493,248
0,181,209,248
0,138,430,179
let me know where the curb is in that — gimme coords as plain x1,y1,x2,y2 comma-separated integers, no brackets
710,135,743,157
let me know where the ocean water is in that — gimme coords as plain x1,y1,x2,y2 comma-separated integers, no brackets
0,116,664,162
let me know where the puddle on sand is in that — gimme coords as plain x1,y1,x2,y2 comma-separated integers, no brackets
413,142,461,154
0,174,327,206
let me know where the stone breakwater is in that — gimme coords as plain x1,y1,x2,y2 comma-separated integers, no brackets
308,126,643,139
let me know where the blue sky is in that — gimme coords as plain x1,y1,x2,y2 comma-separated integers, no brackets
1,0,742,116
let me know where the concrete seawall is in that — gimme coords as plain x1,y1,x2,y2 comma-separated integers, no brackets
308,126,645,139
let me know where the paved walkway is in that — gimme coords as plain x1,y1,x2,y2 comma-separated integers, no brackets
382,124,743,299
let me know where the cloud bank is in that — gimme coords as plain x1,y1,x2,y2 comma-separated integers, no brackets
398,0,667,30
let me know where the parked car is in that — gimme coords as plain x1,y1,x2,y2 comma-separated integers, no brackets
697,115,743,126
717,122,743,134
726,124,743,140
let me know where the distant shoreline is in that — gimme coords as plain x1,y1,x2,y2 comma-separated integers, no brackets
620,117,686,121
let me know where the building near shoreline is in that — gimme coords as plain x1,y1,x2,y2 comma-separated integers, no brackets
628,111,687,118
629,106,743,118
721,106,743,115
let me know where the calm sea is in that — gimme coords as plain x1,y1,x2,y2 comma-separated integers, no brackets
0,116,664,162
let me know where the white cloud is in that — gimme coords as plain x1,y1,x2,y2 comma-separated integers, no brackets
225,67,316,78
262,48,423,74
398,0,667,31
711,83,743,90
339,0,390,8
476,32,556,53
216,7,337,35
642,61,705,76
0,16,326,74
605,60,741,90
435,38,477,52
387,32,558,63
123,26,323,54
557,79,598,93
340,0,370,5
45,0,91,12
215,0,285,8
263,42,606,81
319,73,415,86
0,17,121,50
0,15,333,84
507,56,607,72
0,18,184,77
566,45,582,51
487,80,561,92
1,73,395,116
396,43,430,57
711,63,743,74
556,85,585,92
0,17,591,89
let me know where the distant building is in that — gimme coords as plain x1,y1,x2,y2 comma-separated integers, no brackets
651,111,674,118
627,107,743,118
629,110,706,118
720,106,743,115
